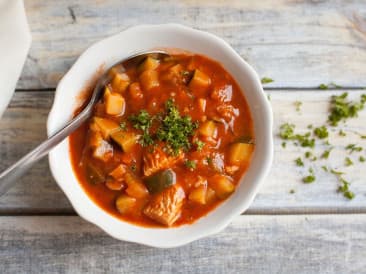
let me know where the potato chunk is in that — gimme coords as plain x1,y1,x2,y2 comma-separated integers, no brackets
111,73,130,93
143,185,185,226
104,87,126,116
116,195,136,214
109,164,126,181
138,56,160,72
209,174,235,199
91,117,119,139
198,120,217,138
189,69,211,91
227,143,254,166
188,185,207,204
140,70,160,91
125,171,149,199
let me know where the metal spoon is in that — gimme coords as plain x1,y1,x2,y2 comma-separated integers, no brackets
0,50,168,197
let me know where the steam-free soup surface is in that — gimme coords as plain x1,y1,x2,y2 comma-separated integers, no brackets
69,52,254,227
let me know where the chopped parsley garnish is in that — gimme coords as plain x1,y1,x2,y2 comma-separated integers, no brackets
345,157,354,166
307,124,313,129
279,123,314,148
319,83,328,90
321,148,332,159
289,189,295,194
156,99,198,154
294,101,302,112
305,151,312,159
337,178,355,200
360,156,365,162
295,157,304,166
261,77,274,84
303,168,315,183
314,126,328,139
282,142,286,148
321,166,328,172
267,94,271,101
194,140,205,151
345,144,362,154
330,169,344,176
130,163,137,172
205,157,213,165
328,93,366,126
185,160,197,170
128,110,155,146
119,121,127,131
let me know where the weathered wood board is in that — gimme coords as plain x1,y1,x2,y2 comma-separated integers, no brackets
0,90,365,214
19,0,366,89
1,215,366,274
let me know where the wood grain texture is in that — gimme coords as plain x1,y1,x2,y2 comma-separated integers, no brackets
20,0,366,89
0,90,365,214
0,215,366,273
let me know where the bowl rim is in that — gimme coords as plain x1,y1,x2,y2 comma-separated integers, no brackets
47,23,273,248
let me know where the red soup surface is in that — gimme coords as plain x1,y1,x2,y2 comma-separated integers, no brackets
69,52,254,227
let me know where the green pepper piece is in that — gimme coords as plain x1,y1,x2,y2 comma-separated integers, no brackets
144,169,176,194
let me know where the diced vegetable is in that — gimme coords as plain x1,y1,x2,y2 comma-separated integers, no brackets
189,69,211,91
106,180,124,191
91,117,120,139
140,70,160,91
227,143,254,166
104,87,126,116
109,164,126,180
197,98,206,112
209,174,235,199
138,57,160,72
144,169,176,194
116,194,136,214
88,131,103,148
110,131,138,153
198,120,217,138
86,162,105,184
125,171,149,198
143,185,185,226
205,187,216,204
129,82,143,100
92,139,113,162
111,73,130,93
188,185,207,204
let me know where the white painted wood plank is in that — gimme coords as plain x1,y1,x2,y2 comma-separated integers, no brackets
0,215,365,273
1,90,366,213
19,0,366,89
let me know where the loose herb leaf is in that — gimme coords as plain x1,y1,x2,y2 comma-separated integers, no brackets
294,101,302,112
119,121,127,131
289,189,295,194
328,93,366,126
337,178,355,200
360,156,365,162
261,77,274,84
331,169,344,176
282,142,287,148
346,144,362,154
339,129,346,136
194,140,205,151
322,166,329,172
279,123,295,139
303,175,315,183
319,83,328,90
295,157,304,166
321,148,332,159
345,157,354,166
314,126,329,139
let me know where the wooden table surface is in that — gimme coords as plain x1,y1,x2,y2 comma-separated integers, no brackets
1,0,366,273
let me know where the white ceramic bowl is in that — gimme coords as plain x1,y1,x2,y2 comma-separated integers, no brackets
47,24,273,248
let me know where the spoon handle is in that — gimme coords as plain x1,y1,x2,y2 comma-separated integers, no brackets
0,109,90,197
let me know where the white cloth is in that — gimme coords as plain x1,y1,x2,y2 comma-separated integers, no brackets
0,0,31,118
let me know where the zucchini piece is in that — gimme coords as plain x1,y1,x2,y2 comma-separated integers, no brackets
227,143,254,166
110,131,138,153
91,117,120,139
144,169,176,194
116,194,136,214
86,162,105,184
